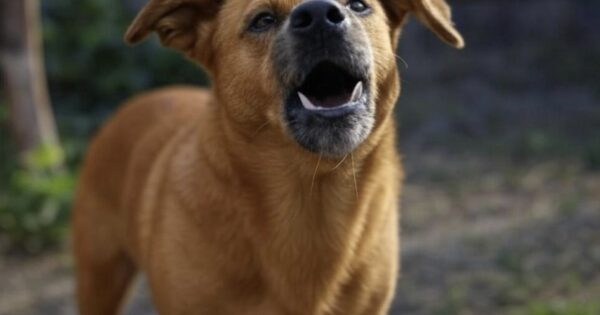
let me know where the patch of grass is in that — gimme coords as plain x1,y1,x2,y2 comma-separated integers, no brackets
525,301,600,315
434,286,469,315
558,193,583,216
582,144,600,171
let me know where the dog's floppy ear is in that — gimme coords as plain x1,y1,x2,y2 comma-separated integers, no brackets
388,0,464,49
124,0,220,55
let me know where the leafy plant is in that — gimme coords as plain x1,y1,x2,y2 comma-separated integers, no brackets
0,144,74,253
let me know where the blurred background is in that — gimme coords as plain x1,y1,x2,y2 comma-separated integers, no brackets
0,0,599,314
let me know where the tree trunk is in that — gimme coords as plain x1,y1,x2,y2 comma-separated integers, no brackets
0,0,62,167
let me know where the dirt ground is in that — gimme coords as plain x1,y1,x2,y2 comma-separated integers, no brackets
2,153,599,315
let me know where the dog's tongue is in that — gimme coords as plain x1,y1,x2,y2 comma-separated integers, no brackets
310,93,351,108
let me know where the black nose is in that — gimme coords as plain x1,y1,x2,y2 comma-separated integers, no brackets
290,0,347,33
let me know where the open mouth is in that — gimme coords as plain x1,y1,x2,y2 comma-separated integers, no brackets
275,24,375,156
295,61,366,112
280,57,374,157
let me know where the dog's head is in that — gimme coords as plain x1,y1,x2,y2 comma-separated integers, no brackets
125,0,463,157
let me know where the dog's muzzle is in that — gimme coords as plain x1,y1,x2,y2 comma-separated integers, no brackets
272,0,375,157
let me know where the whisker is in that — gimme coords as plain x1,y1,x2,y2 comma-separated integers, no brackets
395,54,409,69
309,153,323,199
351,153,359,200
332,154,349,170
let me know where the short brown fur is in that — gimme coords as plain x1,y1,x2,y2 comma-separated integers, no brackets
72,0,463,314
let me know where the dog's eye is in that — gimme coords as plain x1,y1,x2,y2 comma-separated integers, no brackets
348,0,370,14
249,12,277,32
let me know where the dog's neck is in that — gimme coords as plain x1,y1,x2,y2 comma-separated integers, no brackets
196,86,400,312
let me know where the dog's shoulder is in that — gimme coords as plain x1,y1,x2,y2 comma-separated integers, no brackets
97,85,212,147
80,85,212,212
120,85,212,117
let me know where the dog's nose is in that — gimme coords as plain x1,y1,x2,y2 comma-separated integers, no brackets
290,0,346,33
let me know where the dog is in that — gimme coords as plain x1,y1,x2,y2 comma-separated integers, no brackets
72,0,463,314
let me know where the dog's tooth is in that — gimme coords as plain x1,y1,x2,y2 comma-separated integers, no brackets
351,82,363,102
298,92,319,110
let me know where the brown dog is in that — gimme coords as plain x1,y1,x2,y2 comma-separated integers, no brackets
72,0,463,314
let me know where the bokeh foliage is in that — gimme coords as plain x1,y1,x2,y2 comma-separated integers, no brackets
42,0,208,132
0,0,208,253
0,144,73,253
